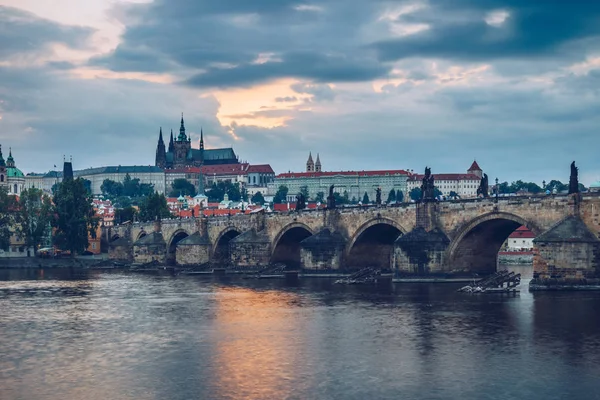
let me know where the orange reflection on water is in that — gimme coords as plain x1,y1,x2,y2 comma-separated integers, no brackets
209,286,308,400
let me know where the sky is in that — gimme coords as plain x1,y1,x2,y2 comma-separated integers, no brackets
1,0,599,185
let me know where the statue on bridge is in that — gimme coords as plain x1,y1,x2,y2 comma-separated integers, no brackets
477,174,489,198
421,167,436,202
327,184,336,209
295,192,306,210
375,188,382,205
569,161,579,194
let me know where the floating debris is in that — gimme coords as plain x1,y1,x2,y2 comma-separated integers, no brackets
458,270,521,293
335,267,381,284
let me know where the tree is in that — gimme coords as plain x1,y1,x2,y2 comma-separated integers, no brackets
251,191,265,205
82,179,92,194
396,190,404,203
545,180,567,193
227,182,242,201
409,187,422,201
300,185,310,201
449,191,459,199
315,191,325,203
273,185,289,204
351,196,358,204
138,192,172,222
115,206,137,224
434,187,443,198
387,189,396,203
362,192,370,204
169,178,197,197
101,179,123,197
0,187,18,251
53,178,99,255
16,188,53,253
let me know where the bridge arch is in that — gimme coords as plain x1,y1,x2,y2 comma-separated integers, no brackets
213,227,242,265
167,229,191,265
271,222,314,268
447,211,540,274
345,218,406,270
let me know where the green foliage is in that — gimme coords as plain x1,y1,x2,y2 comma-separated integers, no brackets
115,206,137,224
362,192,370,204
396,190,404,203
315,191,325,203
138,192,172,222
273,185,289,204
351,196,358,204
409,187,422,201
114,196,132,208
333,191,350,205
545,180,568,193
299,185,310,200
82,179,92,194
169,178,197,197
207,181,242,202
434,187,443,198
16,188,53,251
101,174,154,199
579,183,587,192
251,191,265,205
387,189,396,203
0,187,18,251
53,178,99,255
449,191,459,199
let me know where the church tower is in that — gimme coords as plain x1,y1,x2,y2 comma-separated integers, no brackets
306,152,315,172
173,113,192,168
315,153,322,172
155,127,167,168
468,160,483,179
0,145,6,186
168,129,174,152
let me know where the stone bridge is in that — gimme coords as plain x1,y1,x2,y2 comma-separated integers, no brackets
106,193,600,277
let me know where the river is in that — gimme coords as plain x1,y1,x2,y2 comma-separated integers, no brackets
1,267,600,400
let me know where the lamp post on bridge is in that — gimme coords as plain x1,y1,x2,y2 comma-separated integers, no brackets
495,177,499,203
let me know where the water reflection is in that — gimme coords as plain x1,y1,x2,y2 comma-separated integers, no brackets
1,270,600,400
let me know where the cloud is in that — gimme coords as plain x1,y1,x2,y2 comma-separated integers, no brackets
0,5,94,59
275,96,298,103
291,82,336,101
374,0,600,64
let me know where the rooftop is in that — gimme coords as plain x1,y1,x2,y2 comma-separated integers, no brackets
407,173,481,182
277,169,409,179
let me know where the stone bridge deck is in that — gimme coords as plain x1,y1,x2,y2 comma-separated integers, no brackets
106,193,600,278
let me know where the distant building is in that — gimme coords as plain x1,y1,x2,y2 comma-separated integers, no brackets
506,226,535,251
272,153,409,202
407,161,483,198
589,181,600,193
154,115,239,169
74,166,166,195
0,146,25,196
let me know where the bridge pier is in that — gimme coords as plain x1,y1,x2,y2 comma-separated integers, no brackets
394,227,449,275
176,233,211,266
300,229,347,270
229,229,271,268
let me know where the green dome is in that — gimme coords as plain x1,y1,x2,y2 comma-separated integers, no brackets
590,181,600,189
7,167,24,178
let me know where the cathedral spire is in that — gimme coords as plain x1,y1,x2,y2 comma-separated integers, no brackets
306,152,315,172
0,144,5,167
200,128,204,150
6,147,14,168
158,127,164,144
169,129,174,152
178,112,187,141
315,153,321,172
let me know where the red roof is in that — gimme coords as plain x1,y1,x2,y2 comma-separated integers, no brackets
200,163,249,175
408,173,481,182
165,167,201,174
277,169,409,179
468,160,482,172
509,226,535,239
247,164,274,174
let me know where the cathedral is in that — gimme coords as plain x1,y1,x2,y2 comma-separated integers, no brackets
155,115,239,169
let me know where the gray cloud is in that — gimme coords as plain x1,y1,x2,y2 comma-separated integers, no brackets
0,6,94,59
374,0,600,63
275,96,298,103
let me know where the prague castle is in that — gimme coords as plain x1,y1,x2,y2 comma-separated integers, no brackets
155,114,239,169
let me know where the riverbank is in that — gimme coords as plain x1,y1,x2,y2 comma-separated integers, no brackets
529,277,600,291
0,254,109,269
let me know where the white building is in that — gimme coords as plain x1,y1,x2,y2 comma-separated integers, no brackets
506,226,535,251
74,166,166,195
272,154,408,202
407,161,483,198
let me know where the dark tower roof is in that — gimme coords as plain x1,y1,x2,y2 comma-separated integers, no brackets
63,160,73,180
315,153,321,166
200,128,204,150
158,127,164,144
0,145,5,167
6,148,14,168
178,113,187,141
169,129,174,152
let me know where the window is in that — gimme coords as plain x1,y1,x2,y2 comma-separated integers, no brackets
92,243,97,249
0,175,3,182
